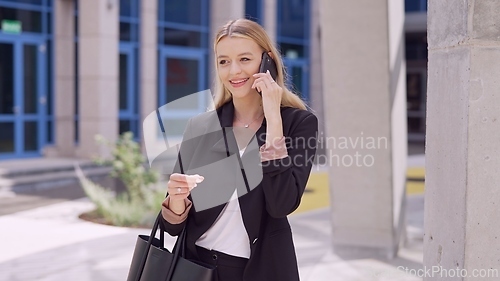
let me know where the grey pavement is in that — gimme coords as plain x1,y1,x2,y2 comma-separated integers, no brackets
0,197,424,281
0,154,425,281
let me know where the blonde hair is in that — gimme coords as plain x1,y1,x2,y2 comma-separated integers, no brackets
213,18,307,110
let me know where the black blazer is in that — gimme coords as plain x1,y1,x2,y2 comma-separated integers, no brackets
161,100,318,281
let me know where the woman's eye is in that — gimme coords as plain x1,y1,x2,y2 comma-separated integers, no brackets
241,57,250,61
219,60,228,65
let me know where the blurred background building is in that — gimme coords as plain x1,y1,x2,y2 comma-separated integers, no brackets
0,0,427,160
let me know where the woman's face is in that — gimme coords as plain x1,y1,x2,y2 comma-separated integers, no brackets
216,36,262,99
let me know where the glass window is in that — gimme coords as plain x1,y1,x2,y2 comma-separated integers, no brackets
119,120,131,135
0,7,43,33
278,0,306,39
0,43,14,114
46,40,52,115
24,45,38,114
405,33,427,60
163,28,201,47
0,123,14,153
405,0,427,12
120,0,137,17
47,120,52,143
119,0,138,42
165,58,199,106
119,54,128,110
245,0,262,24
120,22,131,41
280,43,304,59
1,0,44,5
164,0,202,25
291,66,303,96
406,72,423,111
24,121,38,151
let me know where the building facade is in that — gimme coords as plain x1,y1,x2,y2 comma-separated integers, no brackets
0,0,427,159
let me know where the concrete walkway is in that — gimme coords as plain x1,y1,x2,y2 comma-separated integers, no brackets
0,156,425,281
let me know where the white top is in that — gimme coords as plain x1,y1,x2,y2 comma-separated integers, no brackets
195,148,251,259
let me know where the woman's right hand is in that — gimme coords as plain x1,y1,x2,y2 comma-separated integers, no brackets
167,173,204,202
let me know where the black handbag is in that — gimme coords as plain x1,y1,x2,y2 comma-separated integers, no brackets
126,211,215,281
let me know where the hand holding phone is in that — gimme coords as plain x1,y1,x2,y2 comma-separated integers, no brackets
257,52,278,95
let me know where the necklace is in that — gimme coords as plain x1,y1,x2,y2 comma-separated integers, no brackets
235,112,264,128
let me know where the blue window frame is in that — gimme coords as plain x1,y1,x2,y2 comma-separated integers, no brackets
0,0,52,159
119,0,139,42
0,36,48,159
119,0,140,138
405,0,427,13
156,0,209,140
245,0,263,24
158,0,209,48
277,0,310,102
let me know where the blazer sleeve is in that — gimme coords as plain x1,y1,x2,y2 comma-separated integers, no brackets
260,112,318,218
160,118,196,236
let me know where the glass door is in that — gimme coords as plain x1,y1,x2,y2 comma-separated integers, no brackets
0,37,46,159
158,47,207,139
119,44,138,137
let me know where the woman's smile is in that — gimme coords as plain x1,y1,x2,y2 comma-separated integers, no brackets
230,78,250,88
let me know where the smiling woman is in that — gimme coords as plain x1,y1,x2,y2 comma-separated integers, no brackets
160,18,318,281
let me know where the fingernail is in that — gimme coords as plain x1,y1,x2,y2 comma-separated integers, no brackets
266,70,270,74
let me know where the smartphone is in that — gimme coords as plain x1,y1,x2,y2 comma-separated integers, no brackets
258,52,278,94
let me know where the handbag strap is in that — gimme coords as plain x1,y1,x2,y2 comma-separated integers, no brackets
134,211,164,281
165,226,187,280
134,149,186,281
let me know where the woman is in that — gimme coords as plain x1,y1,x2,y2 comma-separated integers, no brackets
161,18,318,281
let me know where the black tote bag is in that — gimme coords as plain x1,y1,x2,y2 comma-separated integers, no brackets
126,211,214,281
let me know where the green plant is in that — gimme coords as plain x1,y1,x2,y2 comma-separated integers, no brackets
76,132,165,227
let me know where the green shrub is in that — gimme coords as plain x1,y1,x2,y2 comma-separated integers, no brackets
76,132,165,227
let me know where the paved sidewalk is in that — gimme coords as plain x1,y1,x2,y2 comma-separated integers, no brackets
0,199,424,280
0,155,425,281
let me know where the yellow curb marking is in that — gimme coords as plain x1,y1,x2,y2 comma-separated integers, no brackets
292,172,329,215
407,167,425,180
292,168,425,215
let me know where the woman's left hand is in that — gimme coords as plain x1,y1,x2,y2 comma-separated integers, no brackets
252,70,283,119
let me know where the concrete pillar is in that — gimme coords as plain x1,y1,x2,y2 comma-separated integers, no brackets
46,0,75,157
309,0,325,156
76,0,119,158
424,1,500,279
209,0,245,87
140,0,157,150
262,0,277,43
319,0,407,258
